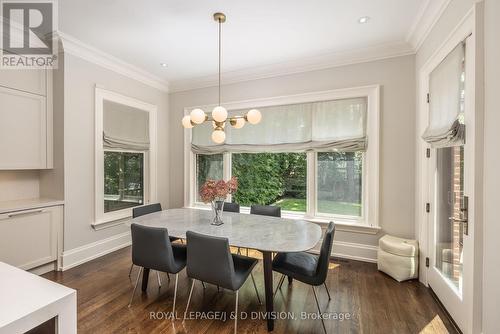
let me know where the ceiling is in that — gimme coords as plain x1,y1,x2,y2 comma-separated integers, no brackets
58,0,438,89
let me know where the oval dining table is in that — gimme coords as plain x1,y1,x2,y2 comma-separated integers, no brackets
130,207,322,331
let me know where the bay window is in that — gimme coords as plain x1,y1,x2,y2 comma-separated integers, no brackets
186,86,379,227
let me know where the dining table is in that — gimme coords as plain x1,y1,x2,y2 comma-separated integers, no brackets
130,207,322,331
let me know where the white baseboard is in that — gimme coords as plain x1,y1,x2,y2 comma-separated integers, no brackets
331,240,379,263
61,232,131,271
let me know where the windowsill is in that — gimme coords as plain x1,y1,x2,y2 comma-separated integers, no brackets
186,204,381,235
92,211,132,230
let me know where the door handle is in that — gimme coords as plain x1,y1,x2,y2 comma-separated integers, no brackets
7,209,44,218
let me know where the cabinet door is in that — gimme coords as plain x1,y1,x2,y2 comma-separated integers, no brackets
0,208,58,270
0,86,47,169
0,69,46,95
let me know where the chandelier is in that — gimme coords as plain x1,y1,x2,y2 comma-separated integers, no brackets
181,12,262,143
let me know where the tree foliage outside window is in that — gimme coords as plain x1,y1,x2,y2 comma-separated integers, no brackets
317,152,363,216
232,153,307,210
196,154,223,202
104,151,144,213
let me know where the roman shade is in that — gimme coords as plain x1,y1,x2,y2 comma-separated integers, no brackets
103,100,150,150
191,97,367,154
422,42,466,148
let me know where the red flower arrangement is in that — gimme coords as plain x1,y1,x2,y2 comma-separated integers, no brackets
199,177,238,203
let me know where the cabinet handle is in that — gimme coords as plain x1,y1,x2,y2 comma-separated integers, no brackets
7,209,44,218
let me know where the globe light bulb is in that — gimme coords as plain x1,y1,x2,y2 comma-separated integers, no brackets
190,108,206,124
231,117,245,129
212,106,228,122
246,109,262,124
181,115,193,128
211,129,226,144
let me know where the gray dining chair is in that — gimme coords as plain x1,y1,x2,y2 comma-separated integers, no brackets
128,224,187,314
241,204,281,256
183,231,261,334
222,202,240,213
272,222,335,334
250,204,281,217
129,203,180,283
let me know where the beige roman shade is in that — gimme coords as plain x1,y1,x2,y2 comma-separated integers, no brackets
103,100,150,150
422,42,466,148
191,97,367,154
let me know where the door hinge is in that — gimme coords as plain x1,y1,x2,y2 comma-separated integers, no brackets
426,148,431,158
425,257,430,267
426,93,430,103
426,203,430,213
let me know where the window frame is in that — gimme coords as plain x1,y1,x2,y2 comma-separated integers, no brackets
94,87,157,228
184,85,379,229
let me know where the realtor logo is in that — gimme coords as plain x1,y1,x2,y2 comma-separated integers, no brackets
1,0,58,68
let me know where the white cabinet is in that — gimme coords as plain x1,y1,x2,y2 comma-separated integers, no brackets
0,205,62,270
0,69,53,169
0,69,46,95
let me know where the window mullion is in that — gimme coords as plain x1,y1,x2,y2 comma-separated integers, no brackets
306,151,316,217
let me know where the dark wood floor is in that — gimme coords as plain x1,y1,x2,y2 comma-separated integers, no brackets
43,247,457,334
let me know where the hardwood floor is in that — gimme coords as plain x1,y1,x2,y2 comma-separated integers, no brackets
43,247,457,334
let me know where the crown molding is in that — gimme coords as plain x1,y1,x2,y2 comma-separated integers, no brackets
169,41,414,92
406,0,452,51
58,32,169,92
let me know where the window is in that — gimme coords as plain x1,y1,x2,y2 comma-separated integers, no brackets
104,151,144,213
94,88,157,226
186,86,379,226
196,154,223,202
232,153,306,212
317,152,363,216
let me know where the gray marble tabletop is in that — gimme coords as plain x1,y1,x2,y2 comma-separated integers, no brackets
130,208,322,253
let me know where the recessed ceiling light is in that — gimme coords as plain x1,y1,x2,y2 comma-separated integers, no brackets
358,16,370,24
160,63,168,67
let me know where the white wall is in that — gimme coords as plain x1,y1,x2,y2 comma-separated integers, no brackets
482,0,500,332
62,53,170,251
169,55,416,254
0,171,40,202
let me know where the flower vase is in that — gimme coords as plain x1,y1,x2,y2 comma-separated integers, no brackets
211,200,225,226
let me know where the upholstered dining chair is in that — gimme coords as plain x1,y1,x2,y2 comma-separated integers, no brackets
128,224,187,314
272,222,335,334
129,203,180,284
222,202,240,213
183,231,261,334
250,204,281,217
239,204,282,256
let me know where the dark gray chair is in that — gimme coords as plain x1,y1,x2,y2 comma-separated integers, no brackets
242,204,281,256
250,204,281,217
183,231,261,334
272,222,335,334
128,224,187,314
129,203,180,282
222,202,240,213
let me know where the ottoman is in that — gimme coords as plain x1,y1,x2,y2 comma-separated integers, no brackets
377,235,419,282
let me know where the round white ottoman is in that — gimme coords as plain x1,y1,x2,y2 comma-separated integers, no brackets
377,235,419,282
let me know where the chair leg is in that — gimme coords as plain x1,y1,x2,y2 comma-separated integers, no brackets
324,282,331,300
312,286,327,334
250,273,262,305
217,285,220,293
167,272,171,281
128,263,134,277
172,273,179,315
201,281,206,289
183,280,196,322
234,290,239,334
128,267,143,307
156,271,162,288
274,274,285,296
